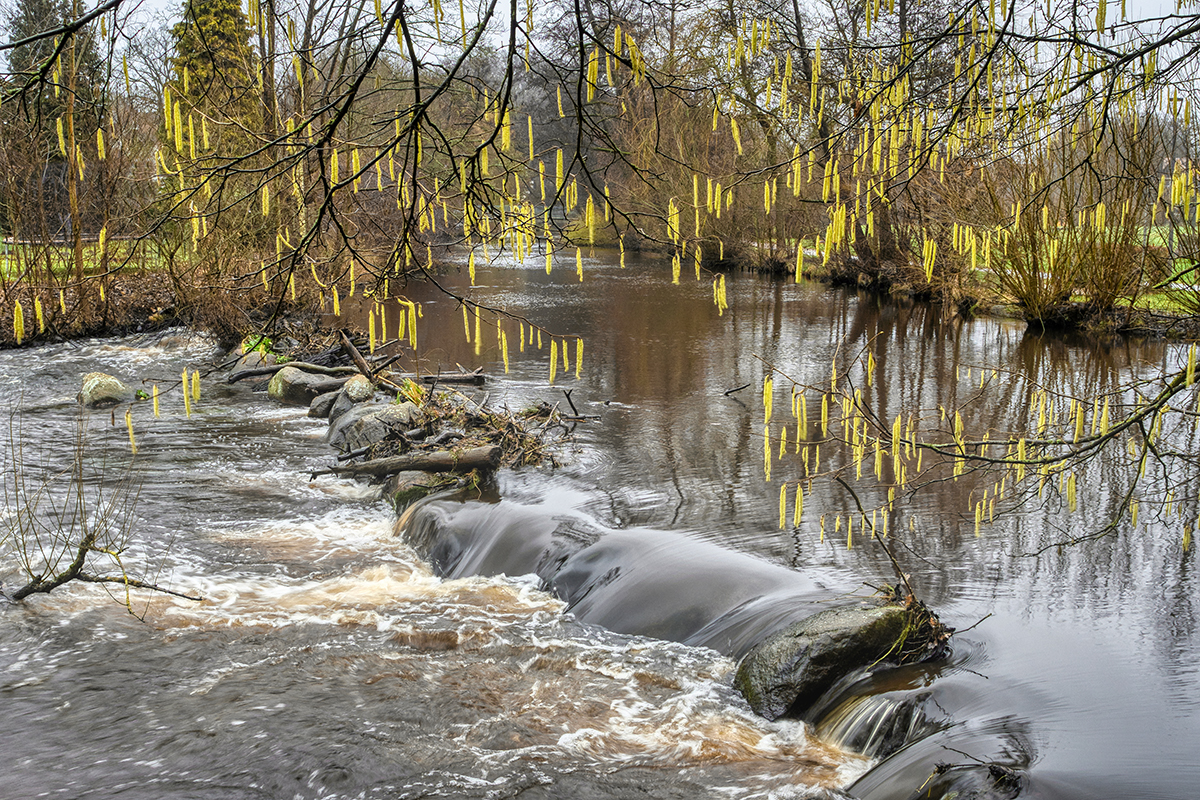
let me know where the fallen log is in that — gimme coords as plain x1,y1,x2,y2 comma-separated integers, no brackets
311,445,501,479
416,369,486,386
228,362,359,384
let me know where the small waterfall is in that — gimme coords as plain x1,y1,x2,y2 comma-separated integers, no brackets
396,494,840,658
814,689,936,759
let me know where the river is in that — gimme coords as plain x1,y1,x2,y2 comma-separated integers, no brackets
1,249,1197,799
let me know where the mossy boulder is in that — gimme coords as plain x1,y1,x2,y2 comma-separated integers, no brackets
733,602,910,721
385,470,448,512
267,366,348,406
79,372,131,408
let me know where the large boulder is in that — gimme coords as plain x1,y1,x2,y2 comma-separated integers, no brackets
326,401,422,452
267,366,348,406
79,372,131,408
733,602,910,720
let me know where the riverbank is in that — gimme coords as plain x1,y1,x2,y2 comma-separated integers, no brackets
5,247,1200,351
0,270,322,351
702,248,1200,339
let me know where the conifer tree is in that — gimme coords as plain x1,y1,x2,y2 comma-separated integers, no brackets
167,0,259,162
3,0,104,237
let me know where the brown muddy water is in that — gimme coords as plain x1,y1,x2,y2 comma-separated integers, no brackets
1,249,1197,799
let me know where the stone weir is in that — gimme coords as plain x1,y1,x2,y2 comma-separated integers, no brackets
84,346,996,800
398,494,948,719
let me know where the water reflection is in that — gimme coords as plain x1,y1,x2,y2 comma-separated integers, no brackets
384,251,1200,797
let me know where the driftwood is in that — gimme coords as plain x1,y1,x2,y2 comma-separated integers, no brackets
417,367,486,386
340,330,376,381
228,362,359,384
311,445,501,479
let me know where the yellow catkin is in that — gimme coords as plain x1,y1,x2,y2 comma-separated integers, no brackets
763,425,771,481
474,307,481,355
779,484,787,529
550,339,558,383
13,301,25,344
152,385,160,417
125,408,137,454
182,369,192,417
192,370,201,402
575,339,583,378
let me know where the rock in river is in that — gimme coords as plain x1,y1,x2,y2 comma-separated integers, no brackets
267,365,349,406
733,602,910,721
308,389,341,419
328,374,375,423
79,372,131,408
312,375,376,421
326,401,422,452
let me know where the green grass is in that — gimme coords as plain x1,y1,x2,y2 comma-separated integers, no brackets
1,240,171,280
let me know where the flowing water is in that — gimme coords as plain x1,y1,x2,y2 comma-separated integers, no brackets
1,251,1197,799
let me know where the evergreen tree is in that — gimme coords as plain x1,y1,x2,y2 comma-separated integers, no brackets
6,0,104,130
3,0,104,237
167,0,259,162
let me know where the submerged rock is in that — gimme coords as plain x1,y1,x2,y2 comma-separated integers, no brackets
733,602,910,720
79,372,130,408
385,470,447,511
233,349,276,371
267,366,348,405
231,349,277,391
897,764,1023,800
326,401,422,452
